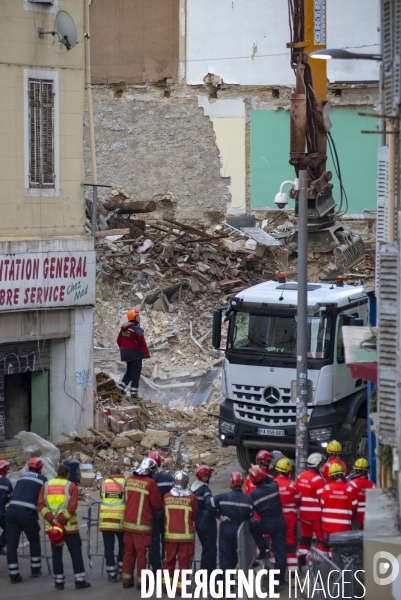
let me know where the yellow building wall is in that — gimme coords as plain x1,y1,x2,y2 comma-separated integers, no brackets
0,0,86,238
211,117,246,210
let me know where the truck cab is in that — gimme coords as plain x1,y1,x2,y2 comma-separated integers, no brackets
213,279,368,470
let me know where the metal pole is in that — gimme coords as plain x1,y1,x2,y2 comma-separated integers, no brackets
295,169,309,476
91,185,98,238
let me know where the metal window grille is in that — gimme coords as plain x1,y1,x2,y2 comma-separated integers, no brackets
28,78,55,188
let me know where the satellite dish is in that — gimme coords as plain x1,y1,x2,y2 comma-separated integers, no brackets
54,11,78,51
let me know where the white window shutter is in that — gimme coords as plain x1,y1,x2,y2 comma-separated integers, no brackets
377,243,400,446
376,146,389,294
382,0,401,113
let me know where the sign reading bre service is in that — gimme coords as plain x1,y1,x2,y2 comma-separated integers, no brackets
0,251,96,311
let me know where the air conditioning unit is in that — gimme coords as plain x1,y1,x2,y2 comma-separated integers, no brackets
29,0,54,4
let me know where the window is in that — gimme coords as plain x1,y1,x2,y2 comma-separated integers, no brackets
228,312,332,359
24,69,59,197
28,79,55,188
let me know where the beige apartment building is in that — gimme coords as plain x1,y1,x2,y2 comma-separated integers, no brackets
0,0,95,458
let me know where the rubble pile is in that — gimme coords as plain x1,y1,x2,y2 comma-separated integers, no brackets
56,372,236,488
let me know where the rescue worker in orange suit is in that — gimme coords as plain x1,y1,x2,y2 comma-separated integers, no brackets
39,463,91,590
248,466,287,594
347,458,376,530
275,458,301,575
149,451,173,573
121,457,163,589
294,452,326,571
6,457,46,582
244,449,272,494
0,460,12,554
320,462,358,556
207,472,253,590
117,308,150,400
163,470,198,596
99,465,125,582
321,440,348,483
190,464,217,577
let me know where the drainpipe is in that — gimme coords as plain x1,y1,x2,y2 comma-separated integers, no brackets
84,0,97,185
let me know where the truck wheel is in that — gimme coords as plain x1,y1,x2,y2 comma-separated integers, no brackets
351,418,368,465
236,446,256,471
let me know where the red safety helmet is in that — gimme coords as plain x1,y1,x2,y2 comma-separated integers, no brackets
195,464,214,480
0,460,9,476
256,450,272,466
47,523,66,547
149,451,162,467
248,466,265,484
229,472,243,488
28,457,43,470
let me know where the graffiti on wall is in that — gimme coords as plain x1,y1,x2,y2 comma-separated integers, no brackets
75,369,93,388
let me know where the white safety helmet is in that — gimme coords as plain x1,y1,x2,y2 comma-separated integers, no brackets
307,453,325,469
135,457,157,476
173,470,190,490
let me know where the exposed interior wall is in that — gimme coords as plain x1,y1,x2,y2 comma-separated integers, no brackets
250,108,379,212
51,308,93,442
85,91,231,223
211,118,246,212
90,0,179,84
186,0,379,86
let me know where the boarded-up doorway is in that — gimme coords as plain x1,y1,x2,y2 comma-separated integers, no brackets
4,370,50,440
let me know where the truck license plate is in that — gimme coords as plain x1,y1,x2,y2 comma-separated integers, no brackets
257,428,285,437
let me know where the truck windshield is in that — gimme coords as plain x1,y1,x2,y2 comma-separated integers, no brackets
227,312,332,359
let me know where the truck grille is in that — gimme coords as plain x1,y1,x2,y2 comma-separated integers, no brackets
232,385,312,427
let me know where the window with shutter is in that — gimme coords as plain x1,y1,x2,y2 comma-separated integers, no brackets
28,78,55,189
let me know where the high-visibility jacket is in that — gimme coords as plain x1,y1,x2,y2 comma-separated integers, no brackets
99,477,125,531
321,457,348,483
348,476,376,527
123,474,163,533
275,475,301,514
294,469,325,522
164,492,198,543
38,477,79,533
321,480,358,533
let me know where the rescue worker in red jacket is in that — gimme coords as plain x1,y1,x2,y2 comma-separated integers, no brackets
98,465,125,582
39,463,90,590
321,440,348,483
294,452,326,570
117,308,150,399
244,450,272,495
275,458,301,575
163,470,198,595
321,462,358,555
347,458,375,530
121,457,163,589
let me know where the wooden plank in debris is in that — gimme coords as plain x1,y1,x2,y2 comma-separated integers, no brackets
103,200,156,213
95,228,130,237
110,215,152,240
218,278,243,287
163,219,215,239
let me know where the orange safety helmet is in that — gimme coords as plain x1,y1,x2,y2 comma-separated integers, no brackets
256,450,271,466
195,464,214,480
149,451,162,467
28,457,43,471
127,308,139,321
47,523,66,547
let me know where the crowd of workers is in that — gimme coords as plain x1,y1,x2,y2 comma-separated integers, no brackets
0,440,374,594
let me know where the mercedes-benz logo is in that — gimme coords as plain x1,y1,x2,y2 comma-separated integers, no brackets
263,386,280,405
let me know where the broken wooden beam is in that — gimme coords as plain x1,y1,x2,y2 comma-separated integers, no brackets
95,228,130,237
103,200,156,213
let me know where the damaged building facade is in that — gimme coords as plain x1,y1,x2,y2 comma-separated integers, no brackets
0,0,95,458
86,0,380,222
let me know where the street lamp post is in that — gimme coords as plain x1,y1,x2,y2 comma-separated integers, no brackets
308,48,382,61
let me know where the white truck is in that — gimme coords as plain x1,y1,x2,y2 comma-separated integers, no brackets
213,278,369,470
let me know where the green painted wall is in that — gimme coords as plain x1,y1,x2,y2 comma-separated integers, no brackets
250,109,378,213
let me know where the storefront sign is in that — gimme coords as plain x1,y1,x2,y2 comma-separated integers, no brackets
0,251,96,311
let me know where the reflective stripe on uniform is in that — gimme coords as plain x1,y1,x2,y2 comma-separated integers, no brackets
322,508,352,515
322,518,352,524
165,504,194,541
253,492,279,506
218,501,252,508
122,521,152,532
18,476,43,486
9,500,37,509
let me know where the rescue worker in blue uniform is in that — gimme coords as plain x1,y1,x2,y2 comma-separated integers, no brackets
190,464,217,577
149,451,174,573
5,457,47,582
248,465,287,593
207,472,254,574
0,460,13,553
